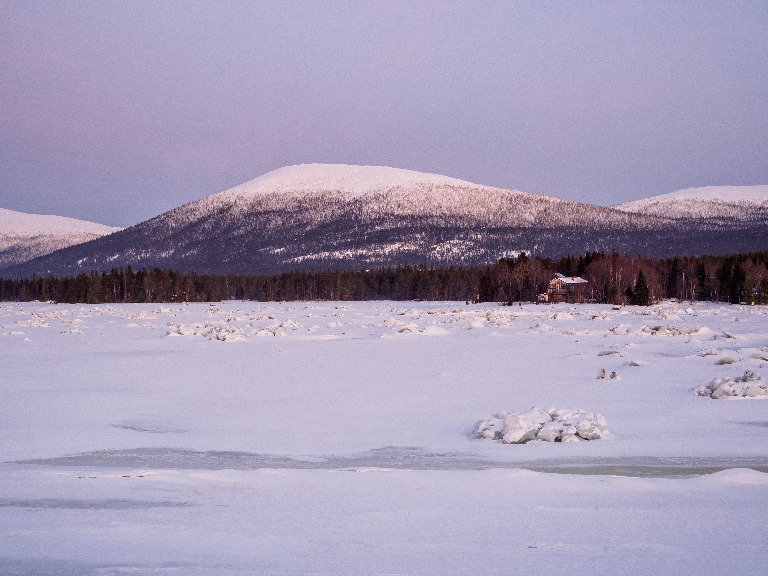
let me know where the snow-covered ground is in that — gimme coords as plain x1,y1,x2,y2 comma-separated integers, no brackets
1,300,767,575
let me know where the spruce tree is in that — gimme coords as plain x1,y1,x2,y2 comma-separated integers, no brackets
631,269,651,306
730,262,747,304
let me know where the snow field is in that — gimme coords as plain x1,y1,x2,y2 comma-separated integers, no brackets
1,299,768,574
2,464,768,575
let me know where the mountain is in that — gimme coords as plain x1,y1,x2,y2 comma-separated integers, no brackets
612,185,768,221
0,208,122,271
3,165,768,278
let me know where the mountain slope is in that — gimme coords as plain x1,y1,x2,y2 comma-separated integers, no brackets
0,208,122,270
4,165,768,278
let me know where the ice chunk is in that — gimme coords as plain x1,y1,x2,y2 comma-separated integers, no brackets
576,421,603,440
518,407,552,428
502,426,535,444
536,425,560,442
560,433,583,442
711,385,735,399
735,371,763,383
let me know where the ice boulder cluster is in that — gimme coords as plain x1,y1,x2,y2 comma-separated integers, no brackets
695,371,766,398
639,324,702,336
164,321,245,342
474,407,608,444
164,318,304,341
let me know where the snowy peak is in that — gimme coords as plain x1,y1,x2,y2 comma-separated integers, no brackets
612,186,768,219
0,207,122,270
215,163,487,201
0,207,122,237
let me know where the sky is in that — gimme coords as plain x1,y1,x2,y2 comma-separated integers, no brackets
1,0,767,227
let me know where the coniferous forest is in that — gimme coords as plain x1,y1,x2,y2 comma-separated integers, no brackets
2,251,768,306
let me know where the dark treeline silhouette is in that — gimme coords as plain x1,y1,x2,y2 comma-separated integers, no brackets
0,266,483,304
2,251,768,305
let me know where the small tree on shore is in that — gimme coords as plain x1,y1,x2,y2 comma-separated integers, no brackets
630,269,651,306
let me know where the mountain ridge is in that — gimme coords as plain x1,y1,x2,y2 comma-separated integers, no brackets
612,185,768,220
3,165,768,278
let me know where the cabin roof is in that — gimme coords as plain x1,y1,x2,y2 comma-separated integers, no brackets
553,273,589,284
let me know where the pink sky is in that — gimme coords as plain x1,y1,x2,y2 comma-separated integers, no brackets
1,0,766,226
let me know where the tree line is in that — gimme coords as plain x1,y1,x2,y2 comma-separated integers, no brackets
2,251,768,305
0,266,483,304
477,251,768,305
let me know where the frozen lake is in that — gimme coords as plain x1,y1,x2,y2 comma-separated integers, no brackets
1,300,767,574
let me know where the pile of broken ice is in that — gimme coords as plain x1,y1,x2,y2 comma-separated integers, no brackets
164,322,246,342
695,371,766,398
474,407,608,443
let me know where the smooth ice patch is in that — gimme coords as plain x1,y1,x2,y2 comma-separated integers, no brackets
16,449,768,478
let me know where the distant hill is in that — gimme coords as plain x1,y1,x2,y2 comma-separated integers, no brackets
612,185,768,222
4,166,768,278
0,208,121,271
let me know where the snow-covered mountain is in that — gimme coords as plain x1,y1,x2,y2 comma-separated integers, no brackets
4,165,768,278
184,163,623,230
612,186,768,221
0,208,121,270
216,163,478,200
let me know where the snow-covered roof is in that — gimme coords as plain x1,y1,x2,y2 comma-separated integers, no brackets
553,273,588,284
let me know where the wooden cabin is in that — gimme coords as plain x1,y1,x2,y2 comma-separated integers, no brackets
538,273,590,304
